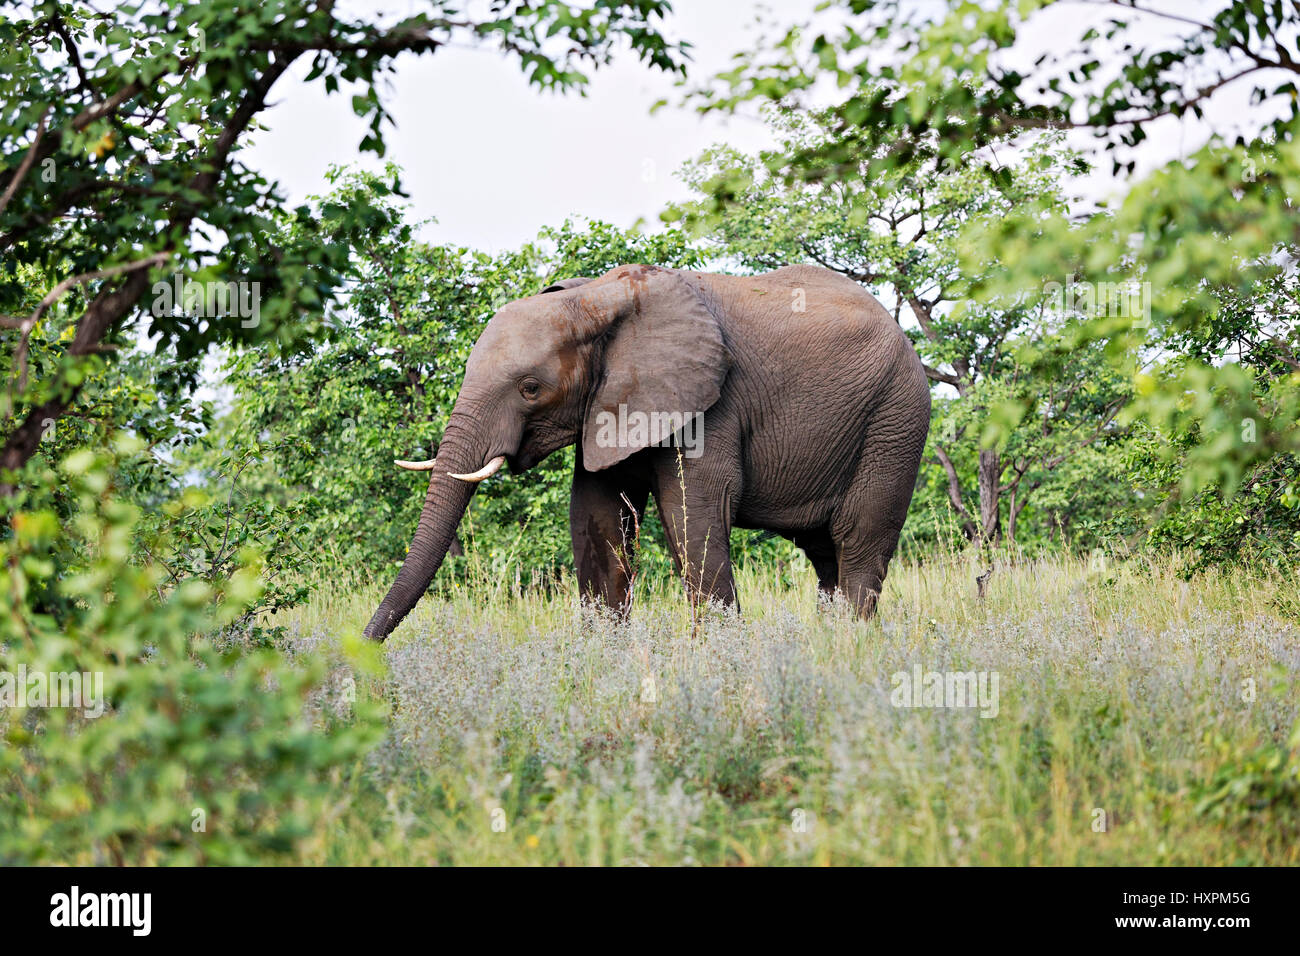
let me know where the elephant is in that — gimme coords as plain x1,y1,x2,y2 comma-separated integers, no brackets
364,263,931,640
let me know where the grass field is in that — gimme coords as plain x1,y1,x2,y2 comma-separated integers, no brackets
275,550,1300,865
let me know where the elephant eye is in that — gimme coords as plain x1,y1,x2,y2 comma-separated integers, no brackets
519,378,542,400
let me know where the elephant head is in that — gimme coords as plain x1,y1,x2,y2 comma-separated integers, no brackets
363,265,732,640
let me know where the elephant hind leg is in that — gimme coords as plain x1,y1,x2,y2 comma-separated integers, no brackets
570,448,650,614
831,447,925,620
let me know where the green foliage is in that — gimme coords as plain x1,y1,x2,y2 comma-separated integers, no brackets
538,216,709,280
139,445,319,646
0,445,382,864
1,326,211,515
1098,261,1300,573
1195,718,1300,831
1124,429,1300,577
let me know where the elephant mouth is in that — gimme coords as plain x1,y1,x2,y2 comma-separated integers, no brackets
508,449,539,472
512,426,575,472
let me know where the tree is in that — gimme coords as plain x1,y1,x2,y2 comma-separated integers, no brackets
1,0,686,497
1124,258,1300,573
668,109,1130,544
685,0,1300,501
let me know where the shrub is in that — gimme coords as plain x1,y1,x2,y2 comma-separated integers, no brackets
0,442,381,865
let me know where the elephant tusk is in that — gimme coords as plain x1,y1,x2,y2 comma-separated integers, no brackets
448,455,506,483
394,458,439,471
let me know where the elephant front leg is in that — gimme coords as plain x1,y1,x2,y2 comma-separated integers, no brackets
652,464,739,613
570,448,649,614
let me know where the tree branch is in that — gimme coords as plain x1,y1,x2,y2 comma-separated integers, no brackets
923,364,961,386
3,252,171,395
933,442,977,539
0,106,52,220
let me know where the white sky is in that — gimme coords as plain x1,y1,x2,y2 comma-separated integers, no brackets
240,1,784,253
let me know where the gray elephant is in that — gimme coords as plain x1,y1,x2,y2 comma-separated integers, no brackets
364,264,930,640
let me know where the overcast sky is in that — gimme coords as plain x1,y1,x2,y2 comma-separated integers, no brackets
236,1,1273,258
240,2,784,253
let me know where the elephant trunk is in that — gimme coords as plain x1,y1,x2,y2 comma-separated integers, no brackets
363,420,484,640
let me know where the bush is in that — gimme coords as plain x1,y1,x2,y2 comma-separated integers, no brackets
1125,425,1300,576
0,442,382,865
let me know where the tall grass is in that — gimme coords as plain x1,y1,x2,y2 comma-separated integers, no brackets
277,549,1300,865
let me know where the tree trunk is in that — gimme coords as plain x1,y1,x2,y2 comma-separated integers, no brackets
977,448,1001,543
1007,485,1019,543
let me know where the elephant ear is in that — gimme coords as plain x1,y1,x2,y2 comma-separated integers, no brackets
581,267,732,471
540,276,594,294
